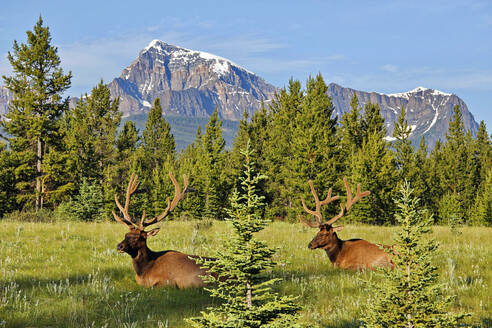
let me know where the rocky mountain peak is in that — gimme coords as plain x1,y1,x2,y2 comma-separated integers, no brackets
139,40,253,77
109,40,275,120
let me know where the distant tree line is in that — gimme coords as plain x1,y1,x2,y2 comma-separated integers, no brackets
1,17,491,226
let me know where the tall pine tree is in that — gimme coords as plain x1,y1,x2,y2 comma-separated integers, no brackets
2,16,71,210
139,98,176,216
202,107,228,219
286,74,340,220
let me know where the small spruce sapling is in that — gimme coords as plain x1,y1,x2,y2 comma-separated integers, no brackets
361,181,468,328
188,141,301,328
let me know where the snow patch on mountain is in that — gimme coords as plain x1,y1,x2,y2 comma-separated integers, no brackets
142,39,254,76
388,86,452,99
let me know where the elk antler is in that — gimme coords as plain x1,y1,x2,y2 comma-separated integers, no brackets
325,177,370,225
113,173,140,229
299,180,340,228
140,172,188,228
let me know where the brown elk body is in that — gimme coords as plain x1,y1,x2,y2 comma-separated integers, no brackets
300,178,393,270
113,172,209,288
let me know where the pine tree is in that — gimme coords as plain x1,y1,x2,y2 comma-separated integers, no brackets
114,120,139,188
0,143,18,216
472,168,492,226
2,16,71,210
361,102,386,139
188,142,300,327
287,74,340,220
63,81,121,215
142,98,176,168
413,136,431,209
339,93,364,175
350,132,397,224
263,79,304,219
202,107,228,219
65,80,121,184
442,105,472,222
427,140,446,220
177,126,207,219
393,106,414,180
137,98,176,216
361,182,467,327
474,121,492,182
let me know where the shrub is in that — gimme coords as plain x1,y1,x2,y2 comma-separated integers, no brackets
56,179,105,221
1,208,55,222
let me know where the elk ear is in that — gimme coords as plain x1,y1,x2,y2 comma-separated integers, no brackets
333,225,344,232
146,228,160,237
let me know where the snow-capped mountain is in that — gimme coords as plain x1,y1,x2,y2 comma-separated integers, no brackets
107,40,276,120
0,40,480,150
327,83,479,148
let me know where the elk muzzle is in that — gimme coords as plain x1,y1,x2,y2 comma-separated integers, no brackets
117,241,126,253
308,237,321,249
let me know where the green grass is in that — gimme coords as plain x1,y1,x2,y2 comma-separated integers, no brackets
0,221,490,327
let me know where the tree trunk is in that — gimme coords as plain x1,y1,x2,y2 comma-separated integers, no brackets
35,135,44,211
246,281,252,308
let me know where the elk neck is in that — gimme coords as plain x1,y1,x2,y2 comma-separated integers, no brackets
322,233,344,264
131,243,159,277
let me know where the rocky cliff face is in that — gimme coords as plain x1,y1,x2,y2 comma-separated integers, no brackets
107,40,276,120
327,83,479,148
0,86,13,117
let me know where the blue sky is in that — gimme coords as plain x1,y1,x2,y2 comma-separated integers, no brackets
1,0,491,128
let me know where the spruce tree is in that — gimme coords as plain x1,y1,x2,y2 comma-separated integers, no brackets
202,107,228,219
114,120,139,188
138,98,176,216
361,182,467,327
142,98,176,168
339,93,364,176
65,80,121,184
188,142,300,327
177,126,207,219
474,121,491,182
0,143,18,216
350,132,397,224
442,105,473,222
263,79,304,219
393,107,414,179
2,16,71,210
63,81,121,215
427,140,446,220
288,74,340,220
413,136,431,209
361,102,386,139
472,168,492,226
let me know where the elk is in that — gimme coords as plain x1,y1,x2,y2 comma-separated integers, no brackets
300,178,393,270
113,172,210,288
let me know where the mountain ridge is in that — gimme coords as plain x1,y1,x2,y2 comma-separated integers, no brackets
0,40,481,150
326,83,478,148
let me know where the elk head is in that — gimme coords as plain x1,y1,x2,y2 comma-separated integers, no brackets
113,172,188,257
300,177,370,251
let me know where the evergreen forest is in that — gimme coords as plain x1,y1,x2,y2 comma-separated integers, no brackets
1,18,491,228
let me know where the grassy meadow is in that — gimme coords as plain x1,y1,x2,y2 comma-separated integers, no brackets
0,220,490,327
